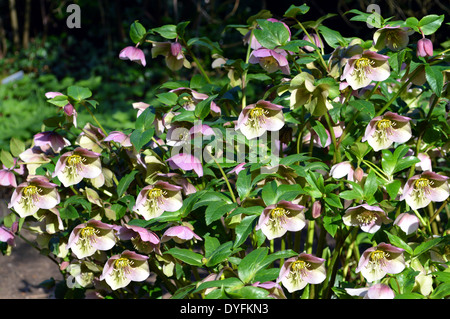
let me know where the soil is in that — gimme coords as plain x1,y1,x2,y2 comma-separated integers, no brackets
0,198,63,299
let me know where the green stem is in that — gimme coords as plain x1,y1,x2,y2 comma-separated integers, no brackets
323,112,340,163
294,18,328,71
305,220,315,254
241,29,254,109
82,103,108,136
213,157,237,203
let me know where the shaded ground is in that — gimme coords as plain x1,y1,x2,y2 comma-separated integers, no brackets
0,198,62,299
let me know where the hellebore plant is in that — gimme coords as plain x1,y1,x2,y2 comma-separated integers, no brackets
0,4,449,301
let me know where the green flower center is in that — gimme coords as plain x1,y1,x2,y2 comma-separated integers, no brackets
376,119,394,130
20,185,42,210
65,154,86,178
78,226,100,249
247,107,269,130
356,211,378,225
288,259,312,282
148,187,166,199
270,207,287,219
370,250,389,262
386,30,400,48
113,257,134,281
352,57,375,80
415,178,431,189
260,56,277,70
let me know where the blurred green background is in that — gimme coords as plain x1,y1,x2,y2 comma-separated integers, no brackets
0,0,448,149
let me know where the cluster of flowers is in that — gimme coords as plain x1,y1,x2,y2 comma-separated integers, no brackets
1,6,449,299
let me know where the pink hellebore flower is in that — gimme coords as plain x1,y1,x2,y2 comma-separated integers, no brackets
119,46,146,66
394,212,420,235
345,283,395,299
0,225,16,247
249,48,290,75
362,112,412,151
277,253,326,293
417,38,433,58
256,200,306,240
53,147,103,187
330,161,355,181
151,41,190,71
343,204,391,233
8,176,60,218
373,25,410,51
100,250,150,291
133,181,183,220
118,224,160,254
341,50,390,90
0,169,17,187
34,131,70,153
252,281,286,299
66,219,117,259
302,33,323,52
235,100,285,140
416,153,432,171
161,225,202,244
103,131,132,148
400,171,449,210
356,243,405,282
166,153,203,177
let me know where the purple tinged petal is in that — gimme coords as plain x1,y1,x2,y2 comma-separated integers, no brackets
394,213,420,235
119,46,146,66
366,284,395,299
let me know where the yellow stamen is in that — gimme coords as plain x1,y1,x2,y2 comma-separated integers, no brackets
370,250,389,262
352,57,375,80
246,107,269,130
20,185,42,210
356,211,378,225
65,154,86,178
113,257,134,281
78,226,99,249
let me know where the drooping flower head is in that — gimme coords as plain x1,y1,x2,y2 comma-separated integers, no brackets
169,87,221,115
66,219,117,259
393,212,420,235
246,18,291,50
277,253,326,292
256,200,306,240
400,171,449,210
356,243,405,282
343,204,391,233
119,46,146,66
236,100,285,140
417,38,433,58
249,48,290,75
373,25,410,51
8,176,60,218
53,147,103,187
161,225,202,244
100,250,150,291
118,224,160,254
151,41,191,71
166,153,204,177
0,225,16,247
302,33,323,52
133,181,183,220
341,50,390,90
345,283,395,299
33,131,70,153
362,111,412,151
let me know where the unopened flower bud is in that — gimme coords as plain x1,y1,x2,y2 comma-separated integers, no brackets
312,201,322,219
354,167,364,182
417,38,433,58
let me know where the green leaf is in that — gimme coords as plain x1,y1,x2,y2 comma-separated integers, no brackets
233,215,259,249
384,231,413,255
117,170,139,197
67,86,92,102
386,180,401,200
317,25,347,48
413,237,443,256
323,214,341,237
363,170,378,199
130,21,147,44
324,193,343,208
0,150,14,169
311,120,328,148
130,128,154,151
59,206,79,220
284,4,310,18
236,168,252,200
194,277,243,294
152,24,177,39
253,19,290,50
238,247,268,283
47,95,69,107
394,156,420,174
135,107,156,131
425,65,444,97
205,202,237,225
156,92,179,106
195,94,217,120
164,248,203,266
262,180,278,205
419,14,445,35
430,282,450,299
9,137,25,157
205,241,233,267
348,100,375,118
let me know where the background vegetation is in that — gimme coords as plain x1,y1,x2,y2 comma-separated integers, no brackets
0,0,448,149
